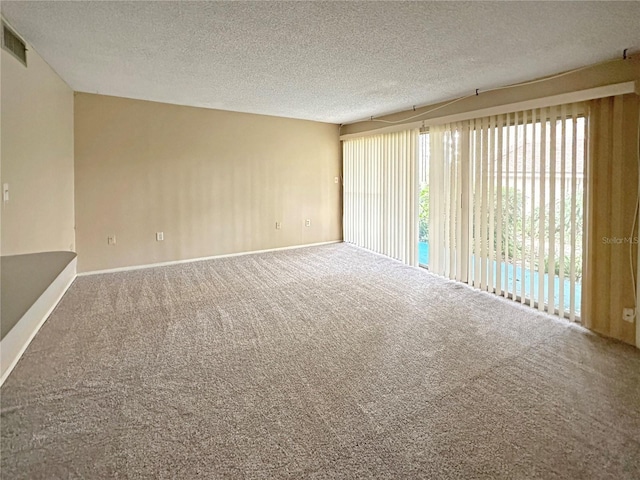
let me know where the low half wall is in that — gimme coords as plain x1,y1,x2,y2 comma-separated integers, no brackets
1,252,77,384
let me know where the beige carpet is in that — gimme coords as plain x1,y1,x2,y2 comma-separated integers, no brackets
1,243,639,479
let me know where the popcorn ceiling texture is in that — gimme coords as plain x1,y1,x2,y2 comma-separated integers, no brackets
1,243,639,478
1,1,639,123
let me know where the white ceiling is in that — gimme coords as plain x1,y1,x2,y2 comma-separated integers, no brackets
2,1,639,124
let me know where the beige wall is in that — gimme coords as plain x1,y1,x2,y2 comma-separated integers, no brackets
1,38,75,255
74,94,342,272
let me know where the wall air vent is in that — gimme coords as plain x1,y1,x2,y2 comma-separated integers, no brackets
2,23,27,66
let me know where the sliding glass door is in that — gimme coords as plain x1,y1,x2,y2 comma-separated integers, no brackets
422,103,585,320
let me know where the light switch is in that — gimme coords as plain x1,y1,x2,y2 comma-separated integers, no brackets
3,183,9,202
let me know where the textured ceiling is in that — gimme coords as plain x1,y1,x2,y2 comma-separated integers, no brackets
2,1,639,124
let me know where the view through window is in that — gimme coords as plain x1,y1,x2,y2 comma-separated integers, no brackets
419,110,585,318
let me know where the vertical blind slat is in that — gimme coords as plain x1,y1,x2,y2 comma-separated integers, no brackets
538,107,547,311
527,110,535,306
488,116,496,292
460,125,471,283
481,117,489,290
569,103,579,321
548,105,558,314
512,111,520,299
455,124,462,280
474,120,481,287
558,104,567,319
496,115,504,295
504,113,511,298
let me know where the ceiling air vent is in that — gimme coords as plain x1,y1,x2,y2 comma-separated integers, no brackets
2,23,27,66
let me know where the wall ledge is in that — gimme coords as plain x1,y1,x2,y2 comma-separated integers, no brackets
1,257,77,385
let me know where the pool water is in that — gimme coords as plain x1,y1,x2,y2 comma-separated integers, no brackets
418,242,581,313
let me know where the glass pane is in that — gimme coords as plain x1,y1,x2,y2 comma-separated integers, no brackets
418,133,429,266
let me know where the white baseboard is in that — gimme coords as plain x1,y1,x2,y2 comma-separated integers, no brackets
78,240,343,276
0,257,77,385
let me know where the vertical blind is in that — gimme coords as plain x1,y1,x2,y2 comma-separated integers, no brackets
428,103,585,320
343,130,419,266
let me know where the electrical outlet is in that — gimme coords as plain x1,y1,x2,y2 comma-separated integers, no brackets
275,222,281,230
156,232,164,241
622,308,635,323
107,235,116,246
305,219,311,227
